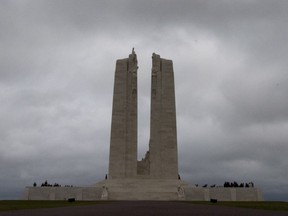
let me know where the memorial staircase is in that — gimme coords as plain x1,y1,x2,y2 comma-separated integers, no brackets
94,179,188,200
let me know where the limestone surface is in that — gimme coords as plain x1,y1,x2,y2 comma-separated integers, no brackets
109,51,178,180
109,50,138,179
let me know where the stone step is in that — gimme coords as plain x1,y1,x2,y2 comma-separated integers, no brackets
94,179,187,200
108,192,180,200
107,187,178,193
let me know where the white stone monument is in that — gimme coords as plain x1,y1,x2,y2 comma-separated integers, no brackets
24,50,263,201
100,50,186,200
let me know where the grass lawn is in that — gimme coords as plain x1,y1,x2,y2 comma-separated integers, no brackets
0,200,106,212
189,201,288,211
1,200,288,212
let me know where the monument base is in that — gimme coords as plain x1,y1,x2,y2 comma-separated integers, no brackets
183,187,263,201
93,179,188,200
23,180,263,201
23,186,103,200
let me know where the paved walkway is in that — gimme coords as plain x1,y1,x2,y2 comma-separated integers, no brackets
0,201,287,216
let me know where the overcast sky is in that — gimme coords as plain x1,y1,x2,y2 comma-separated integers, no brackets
1,0,288,201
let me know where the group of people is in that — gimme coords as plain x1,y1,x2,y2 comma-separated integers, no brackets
38,181,61,187
224,181,254,188
194,181,255,188
33,180,74,188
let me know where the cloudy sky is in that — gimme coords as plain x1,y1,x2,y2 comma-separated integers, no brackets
1,0,288,201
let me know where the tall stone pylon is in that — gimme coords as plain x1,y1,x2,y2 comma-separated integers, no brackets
149,53,178,179
109,49,138,179
109,51,178,180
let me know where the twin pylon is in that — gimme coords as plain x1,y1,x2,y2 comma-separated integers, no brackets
109,50,178,180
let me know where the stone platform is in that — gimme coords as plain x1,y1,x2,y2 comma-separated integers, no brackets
24,180,263,201
184,187,263,201
23,186,103,201
93,179,188,200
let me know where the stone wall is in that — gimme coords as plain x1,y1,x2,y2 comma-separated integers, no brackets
24,187,103,201
24,184,263,201
137,151,150,176
184,187,263,201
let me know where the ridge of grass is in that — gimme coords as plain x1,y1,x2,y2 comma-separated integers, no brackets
189,201,288,211
0,200,107,212
1,200,288,212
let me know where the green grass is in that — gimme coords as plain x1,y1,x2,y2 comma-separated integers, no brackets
1,200,288,212
189,201,288,211
0,200,106,212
